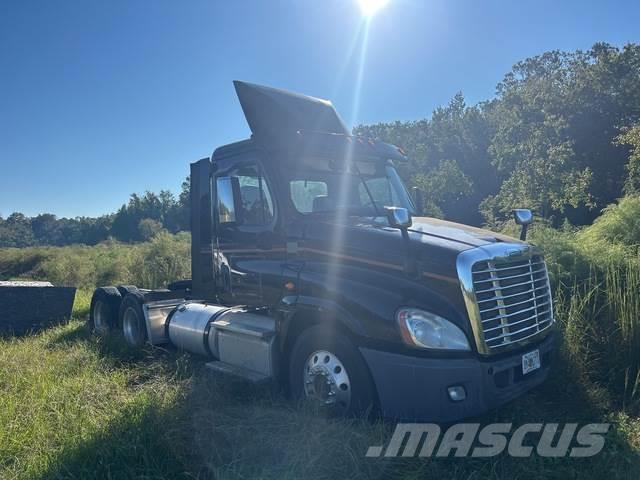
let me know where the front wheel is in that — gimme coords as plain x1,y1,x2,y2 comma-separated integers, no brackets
289,325,377,417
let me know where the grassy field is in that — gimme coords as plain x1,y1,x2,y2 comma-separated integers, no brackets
0,295,638,479
2,199,640,478
0,232,191,290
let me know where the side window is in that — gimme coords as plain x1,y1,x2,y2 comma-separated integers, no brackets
290,180,328,213
218,164,275,226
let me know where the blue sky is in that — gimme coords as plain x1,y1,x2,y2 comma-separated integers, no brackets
1,0,639,218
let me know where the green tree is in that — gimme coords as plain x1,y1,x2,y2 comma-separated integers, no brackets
616,125,640,195
177,176,191,231
0,213,35,247
414,160,473,218
138,218,164,241
31,214,62,245
486,43,640,224
356,93,496,224
483,112,593,224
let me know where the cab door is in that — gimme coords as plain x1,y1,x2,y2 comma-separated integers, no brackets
213,155,285,306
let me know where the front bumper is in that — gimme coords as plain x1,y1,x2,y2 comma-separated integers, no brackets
360,332,555,422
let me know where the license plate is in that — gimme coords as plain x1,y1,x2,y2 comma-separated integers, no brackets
522,349,541,375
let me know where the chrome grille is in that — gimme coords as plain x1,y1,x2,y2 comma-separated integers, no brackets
471,254,553,350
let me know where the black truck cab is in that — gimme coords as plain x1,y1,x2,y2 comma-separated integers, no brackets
92,82,555,421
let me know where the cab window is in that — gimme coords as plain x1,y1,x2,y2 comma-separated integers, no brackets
290,180,328,213
217,164,275,226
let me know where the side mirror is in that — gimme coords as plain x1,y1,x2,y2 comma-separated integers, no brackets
385,206,412,229
412,187,424,216
217,176,243,224
512,209,533,241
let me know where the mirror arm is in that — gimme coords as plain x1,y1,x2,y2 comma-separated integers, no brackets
512,209,533,241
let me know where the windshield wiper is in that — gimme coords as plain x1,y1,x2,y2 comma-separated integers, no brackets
352,163,382,217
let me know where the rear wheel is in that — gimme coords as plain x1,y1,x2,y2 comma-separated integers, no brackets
119,292,147,347
116,285,139,300
289,325,376,417
89,287,122,335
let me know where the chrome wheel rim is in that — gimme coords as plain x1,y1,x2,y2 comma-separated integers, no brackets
123,307,145,346
93,300,109,335
303,350,351,412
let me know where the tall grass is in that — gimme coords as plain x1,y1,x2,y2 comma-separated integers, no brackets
530,196,640,413
1,319,638,480
128,231,191,288
0,322,190,479
0,232,191,289
604,266,640,409
553,268,640,411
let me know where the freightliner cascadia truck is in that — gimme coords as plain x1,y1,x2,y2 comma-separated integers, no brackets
90,81,555,421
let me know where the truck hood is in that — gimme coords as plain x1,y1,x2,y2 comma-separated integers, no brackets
302,215,521,268
407,216,519,250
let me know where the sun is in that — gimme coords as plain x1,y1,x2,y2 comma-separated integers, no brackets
357,0,390,17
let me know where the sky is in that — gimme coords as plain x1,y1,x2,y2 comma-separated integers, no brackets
1,0,639,218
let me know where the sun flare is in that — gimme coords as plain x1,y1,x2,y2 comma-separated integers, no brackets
357,0,390,17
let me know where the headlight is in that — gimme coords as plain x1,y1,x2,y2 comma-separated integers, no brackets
396,308,470,351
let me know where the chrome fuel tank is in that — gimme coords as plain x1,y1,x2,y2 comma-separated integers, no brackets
167,303,228,356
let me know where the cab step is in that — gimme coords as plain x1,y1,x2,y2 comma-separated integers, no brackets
205,360,271,384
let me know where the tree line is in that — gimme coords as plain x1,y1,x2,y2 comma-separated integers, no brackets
0,180,190,247
356,42,640,227
2,42,640,247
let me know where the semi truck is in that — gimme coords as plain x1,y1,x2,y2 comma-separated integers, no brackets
89,81,555,421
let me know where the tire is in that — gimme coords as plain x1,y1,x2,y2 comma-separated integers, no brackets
167,279,192,291
116,285,139,302
119,291,147,347
289,325,377,417
89,287,122,335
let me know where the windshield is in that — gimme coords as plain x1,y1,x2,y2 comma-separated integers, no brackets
288,161,415,216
